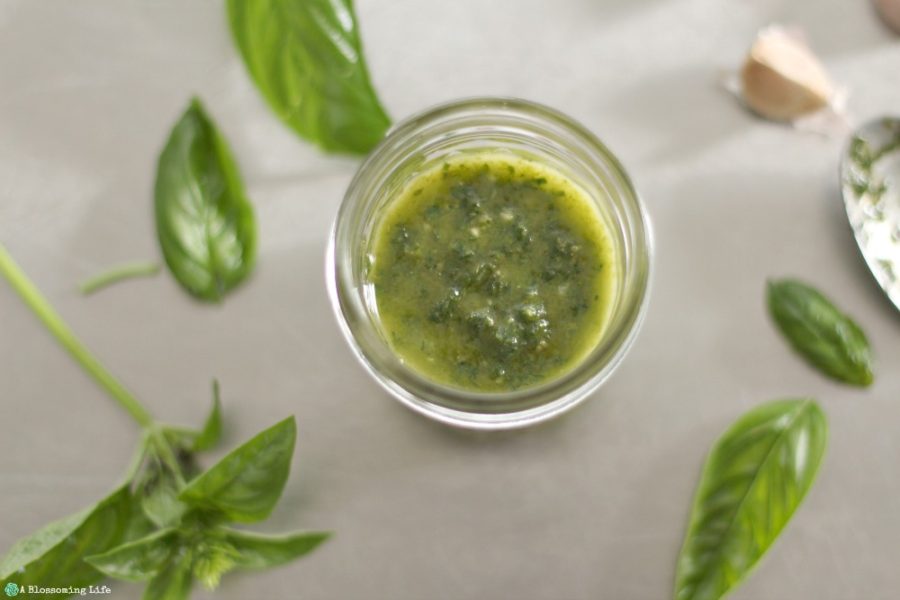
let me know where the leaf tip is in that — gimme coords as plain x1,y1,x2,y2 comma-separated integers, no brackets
308,530,333,544
273,415,297,436
211,378,223,412
189,95,206,113
855,368,875,387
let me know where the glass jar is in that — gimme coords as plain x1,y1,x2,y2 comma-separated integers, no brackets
327,97,653,430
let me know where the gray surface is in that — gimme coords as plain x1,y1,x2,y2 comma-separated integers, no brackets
1,0,898,598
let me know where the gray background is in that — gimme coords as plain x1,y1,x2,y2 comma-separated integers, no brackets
1,0,898,598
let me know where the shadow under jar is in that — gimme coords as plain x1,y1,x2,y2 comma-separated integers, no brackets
327,97,653,430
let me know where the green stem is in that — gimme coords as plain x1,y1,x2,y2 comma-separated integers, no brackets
79,261,160,295
0,242,155,429
149,427,188,488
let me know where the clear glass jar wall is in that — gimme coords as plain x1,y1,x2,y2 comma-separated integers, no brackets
327,97,653,430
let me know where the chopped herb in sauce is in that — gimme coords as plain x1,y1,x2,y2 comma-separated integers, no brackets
371,154,616,391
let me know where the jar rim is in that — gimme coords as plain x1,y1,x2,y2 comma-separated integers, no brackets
327,96,654,430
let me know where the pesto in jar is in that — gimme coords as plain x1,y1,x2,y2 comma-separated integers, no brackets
370,153,616,392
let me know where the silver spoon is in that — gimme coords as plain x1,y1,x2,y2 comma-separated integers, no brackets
840,116,900,312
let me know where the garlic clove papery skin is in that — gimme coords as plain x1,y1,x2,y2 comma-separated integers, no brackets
875,0,900,33
740,27,835,122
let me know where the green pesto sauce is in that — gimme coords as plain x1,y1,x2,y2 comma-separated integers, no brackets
371,153,616,392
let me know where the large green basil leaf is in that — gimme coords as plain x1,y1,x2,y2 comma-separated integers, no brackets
178,417,296,523
155,97,256,302
227,0,391,154
675,399,828,600
767,279,874,386
0,487,135,594
223,528,330,570
85,529,178,582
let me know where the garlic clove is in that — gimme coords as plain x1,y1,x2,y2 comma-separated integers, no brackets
740,26,835,122
875,0,900,33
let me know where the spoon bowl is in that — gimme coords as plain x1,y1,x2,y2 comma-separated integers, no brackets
840,117,900,312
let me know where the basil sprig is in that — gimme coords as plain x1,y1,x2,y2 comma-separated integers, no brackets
0,245,328,599
85,417,328,593
675,399,828,600
155,98,257,302
767,279,874,386
227,0,391,154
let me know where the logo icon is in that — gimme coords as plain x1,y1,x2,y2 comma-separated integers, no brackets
3,583,18,597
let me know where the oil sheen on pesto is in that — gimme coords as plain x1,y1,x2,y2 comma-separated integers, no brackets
371,154,616,392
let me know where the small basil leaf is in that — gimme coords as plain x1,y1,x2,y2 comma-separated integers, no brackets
140,470,187,529
144,554,193,600
123,502,158,543
223,528,330,570
227,0,391,154
193,379,223,452
155,97,256,302
191,536,239,590
178,417,296,523
134,444,192,529
0,486,135,588
157,428,201,479
85,529,178,582
675,399,828,600
767,279,874,386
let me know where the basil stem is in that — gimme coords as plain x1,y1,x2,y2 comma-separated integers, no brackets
79,261,160,295
0,242,154,428
0,244,192,534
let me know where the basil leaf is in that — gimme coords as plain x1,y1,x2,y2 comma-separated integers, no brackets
85,529,177,582
144,555,193,600
193,380,223,452
0,487,135,590
123,503,158,543
227,0,391,154
134,441,193,529
178,417,296,522
767,279,874,386
140,469,187,529
223,529,330,570
675,399,828,600
155,97,256,302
